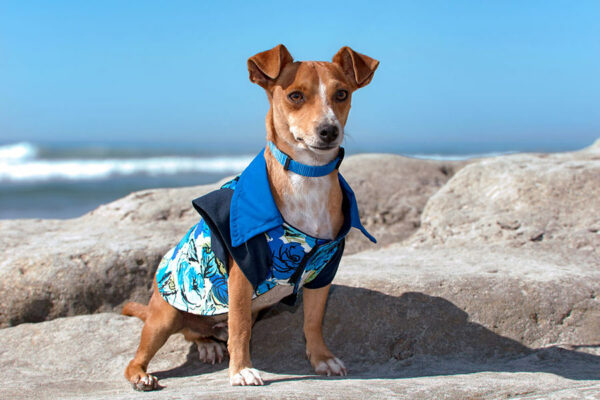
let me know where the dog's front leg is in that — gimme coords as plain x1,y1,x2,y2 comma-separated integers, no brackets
303,284,347,376
227,261,264,386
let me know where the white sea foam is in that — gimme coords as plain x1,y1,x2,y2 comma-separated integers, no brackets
0,142,39,163
0,142,253,183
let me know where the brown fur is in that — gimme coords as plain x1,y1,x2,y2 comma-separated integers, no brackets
121,301,149,322
225,262,255,375
122,44,378,390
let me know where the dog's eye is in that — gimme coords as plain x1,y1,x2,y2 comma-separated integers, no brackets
335,90,348,102
288,91,304,104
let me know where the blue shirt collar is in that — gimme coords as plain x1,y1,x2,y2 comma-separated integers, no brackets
229,148,376,247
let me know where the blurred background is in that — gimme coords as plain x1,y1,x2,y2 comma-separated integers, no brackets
1,1,599,219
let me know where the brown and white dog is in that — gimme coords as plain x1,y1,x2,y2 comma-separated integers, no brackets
122,44,378,390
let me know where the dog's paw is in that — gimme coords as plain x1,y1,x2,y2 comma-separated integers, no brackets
131,374,160,391
196,338,228,364
229,367,264,386
212,322,229,342
314,357,347,377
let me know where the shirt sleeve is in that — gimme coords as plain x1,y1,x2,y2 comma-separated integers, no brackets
303,239,345,290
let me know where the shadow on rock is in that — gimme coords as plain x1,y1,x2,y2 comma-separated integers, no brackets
153,286,600,382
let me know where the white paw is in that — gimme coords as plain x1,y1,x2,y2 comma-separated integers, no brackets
315,357,347,376
133,374,159,391
196,339,227,364
230,367,264,386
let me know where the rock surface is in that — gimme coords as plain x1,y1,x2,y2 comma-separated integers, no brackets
341,154,466,254
0,184,214,328
0,154,461,328
411,144,600,255
0,245,598,400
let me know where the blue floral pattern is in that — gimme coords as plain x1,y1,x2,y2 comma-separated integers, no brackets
220,176,239,190
156,220,230,315
155,177,343,316
254,224,340,296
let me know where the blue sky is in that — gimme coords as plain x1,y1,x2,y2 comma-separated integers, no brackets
1,1,599,154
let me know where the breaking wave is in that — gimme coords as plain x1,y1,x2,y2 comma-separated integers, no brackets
0,142,253,183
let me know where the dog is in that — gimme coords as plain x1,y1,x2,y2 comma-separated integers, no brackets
121,44,378,390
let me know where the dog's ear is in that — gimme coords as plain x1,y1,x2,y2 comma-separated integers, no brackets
333,47,379,88
248,44,294,88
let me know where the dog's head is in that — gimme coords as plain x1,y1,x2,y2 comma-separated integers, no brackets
248,44,379,163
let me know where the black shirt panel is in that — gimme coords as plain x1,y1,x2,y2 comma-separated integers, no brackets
192,188,272,289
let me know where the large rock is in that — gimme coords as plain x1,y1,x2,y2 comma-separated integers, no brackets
0,184,216,328
410,145,600,254
1,245,598,399
0,154,461,327
340,154,465,254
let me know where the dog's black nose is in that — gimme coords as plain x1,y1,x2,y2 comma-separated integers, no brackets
317,124,339,143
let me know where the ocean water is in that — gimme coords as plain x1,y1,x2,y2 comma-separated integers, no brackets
0,141,510,220
0,142,253,219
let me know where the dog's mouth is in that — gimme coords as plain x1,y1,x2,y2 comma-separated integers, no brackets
308,144,337,151
293,136,340,154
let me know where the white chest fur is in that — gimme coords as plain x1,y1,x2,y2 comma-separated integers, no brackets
278,174,335,240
